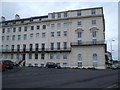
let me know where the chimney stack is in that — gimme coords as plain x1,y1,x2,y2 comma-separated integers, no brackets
15,14,20,20
1,16,6,22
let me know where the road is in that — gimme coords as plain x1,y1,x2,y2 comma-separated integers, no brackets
2,67,119,88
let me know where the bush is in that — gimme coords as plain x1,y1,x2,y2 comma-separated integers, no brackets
82,67,86,69
87,67,96,69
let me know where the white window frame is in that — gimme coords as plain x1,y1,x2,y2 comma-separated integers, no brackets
29,53,32,59
50,53,54,59
77,54,82,62
42,33,45,38
57,31,61,37
56,53,60,59
51,32,54,37
24,34,27,40
63,31,67,36
91,9,96,15
92,20,96,25
63,53,68,59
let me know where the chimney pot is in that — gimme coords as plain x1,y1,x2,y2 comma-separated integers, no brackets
15,14,20,19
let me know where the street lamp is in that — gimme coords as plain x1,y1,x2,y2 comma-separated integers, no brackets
111,40,115,60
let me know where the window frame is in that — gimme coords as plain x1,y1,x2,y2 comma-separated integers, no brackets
77,54,82,61
35,53,38,59
24,34,27,40
77,32,82,38
6,35,10,41
58,13,61,18
57,31,61,37
36,25,40,30
31,26,34,30
91,9,96,15
43,25,46,29
50,53,54,59
56,53,60,59
13,27,16,32
30,33,34,38
18,27,22,32
63,53,68,59
92,31,97,37
77,21,82,26
51,32,54,37
29,53,32,59
41,53,45,60
64,12,68,17
63,31,67,36
2,29,5,33
92,20,96,25
12,35,15,41
52,13,55,18
24,26,27,31
77,10,81,16
42,33,46,38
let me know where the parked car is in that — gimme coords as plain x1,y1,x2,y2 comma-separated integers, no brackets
46,62,61,69
116,66,120,69
1,60,14,69
0,60,6,71
111,65,117,69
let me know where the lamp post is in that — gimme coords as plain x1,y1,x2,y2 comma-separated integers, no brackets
111,40,115,60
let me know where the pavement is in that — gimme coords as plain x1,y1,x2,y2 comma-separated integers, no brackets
2,67,120,89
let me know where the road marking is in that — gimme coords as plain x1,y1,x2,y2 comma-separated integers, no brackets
106,83,118,88
102,83,118,90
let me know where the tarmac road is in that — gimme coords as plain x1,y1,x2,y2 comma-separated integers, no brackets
2,67,119,88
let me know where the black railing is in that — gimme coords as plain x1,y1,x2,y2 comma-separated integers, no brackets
1,47,71,53
71,41,105,46
46,48,71,51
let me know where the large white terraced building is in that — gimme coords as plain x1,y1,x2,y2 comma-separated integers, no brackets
0,7,107,69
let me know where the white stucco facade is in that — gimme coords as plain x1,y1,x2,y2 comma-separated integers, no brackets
0,7,106,69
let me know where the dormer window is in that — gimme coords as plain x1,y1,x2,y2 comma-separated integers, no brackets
5,22,8,25
77,10,81,16
58,13,61,18
64,12,68,17
52,13,55,18
21,21,24,23
30,19,33,22
91,9,96,15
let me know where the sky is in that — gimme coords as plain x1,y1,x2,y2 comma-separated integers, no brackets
0,0,119,60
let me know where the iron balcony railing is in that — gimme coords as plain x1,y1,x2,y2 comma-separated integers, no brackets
1,47,71,53
70,41,106,46
46,48,71,52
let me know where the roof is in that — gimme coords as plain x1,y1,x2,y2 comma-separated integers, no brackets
1,7,103,23
1,15,48,23
49,7,103,14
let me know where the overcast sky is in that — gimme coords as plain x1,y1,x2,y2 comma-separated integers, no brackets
1,1,119,60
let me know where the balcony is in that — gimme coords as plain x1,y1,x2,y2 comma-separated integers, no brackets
71,41,106,46
1,48,71,53
46,48,71,52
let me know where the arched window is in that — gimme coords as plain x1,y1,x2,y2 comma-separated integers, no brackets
93,53,97,61
77,54,82,61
